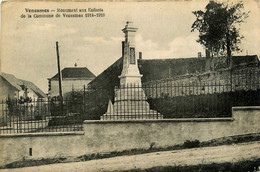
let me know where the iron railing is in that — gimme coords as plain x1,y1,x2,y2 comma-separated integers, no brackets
84,66,260,119
1,66,259,133
0,98,83,134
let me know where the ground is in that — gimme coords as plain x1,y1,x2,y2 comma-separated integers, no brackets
1,141,260,172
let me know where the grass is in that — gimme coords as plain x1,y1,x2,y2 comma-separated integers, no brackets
1,132,260,169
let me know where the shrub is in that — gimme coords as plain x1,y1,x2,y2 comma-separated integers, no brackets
183,139,200,148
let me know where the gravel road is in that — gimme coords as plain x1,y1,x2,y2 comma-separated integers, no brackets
1,141,260,172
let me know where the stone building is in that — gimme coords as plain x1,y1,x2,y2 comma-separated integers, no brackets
48,65,95,97
89,53,259,92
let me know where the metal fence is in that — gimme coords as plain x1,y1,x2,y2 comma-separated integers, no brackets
0,98,83,134
1,66,259,133
84,67,260,119
144,82,259,118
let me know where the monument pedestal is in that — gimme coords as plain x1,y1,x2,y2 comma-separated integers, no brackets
100,21,163,120
101,85,163,120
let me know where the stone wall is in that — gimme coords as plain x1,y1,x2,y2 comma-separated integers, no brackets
143,65,260,98
0,107,260,167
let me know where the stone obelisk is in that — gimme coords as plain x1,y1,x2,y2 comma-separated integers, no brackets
118,21,142,86
101,22,163,120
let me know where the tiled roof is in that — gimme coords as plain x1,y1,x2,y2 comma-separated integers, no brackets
1,73,22,91
88,55,259,89
232,55,259,66
89,57,206,87
50,67,96,80
1,72,46,98
138,58,206,82
89,58,123,88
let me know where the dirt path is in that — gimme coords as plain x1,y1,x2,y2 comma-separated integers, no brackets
2,141,260,172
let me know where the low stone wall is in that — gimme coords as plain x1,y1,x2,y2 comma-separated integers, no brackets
0,106,259,167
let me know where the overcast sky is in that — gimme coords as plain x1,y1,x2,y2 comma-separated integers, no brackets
1,1,260,93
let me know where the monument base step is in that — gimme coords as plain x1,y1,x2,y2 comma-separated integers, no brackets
100,114,163,120
113,109,158,114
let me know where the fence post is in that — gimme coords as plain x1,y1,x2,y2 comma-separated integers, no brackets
177,82,179,115
181,82,183,115
16,102,19,133
83,85,85,114
65,97,68,132
230,67,233,92
1,100,3,134
115,85,118,120
155,82,158,98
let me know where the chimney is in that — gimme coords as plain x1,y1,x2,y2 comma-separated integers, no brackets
168,67,171,77
139,52,142,60
122,41,125,57
206,49,211,59
198,52,202,58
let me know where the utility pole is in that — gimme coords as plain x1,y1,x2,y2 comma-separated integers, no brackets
56,41,63,115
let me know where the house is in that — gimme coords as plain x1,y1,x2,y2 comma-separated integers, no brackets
48,65,96,97
88,54,259,89
0,72,46,101
205,55,259,71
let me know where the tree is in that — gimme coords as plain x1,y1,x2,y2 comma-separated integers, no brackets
191,1,249,66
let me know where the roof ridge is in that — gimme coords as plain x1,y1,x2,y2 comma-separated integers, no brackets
50,67,96,79
1,72,46,98
63,67,88,68
139,57,199,61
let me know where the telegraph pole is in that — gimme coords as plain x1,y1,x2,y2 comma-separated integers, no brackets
56,41,63,115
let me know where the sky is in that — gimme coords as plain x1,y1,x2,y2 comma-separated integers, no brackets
0,0,1,33
1,1,260,93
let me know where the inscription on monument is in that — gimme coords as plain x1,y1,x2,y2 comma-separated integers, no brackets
130,48,136,64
